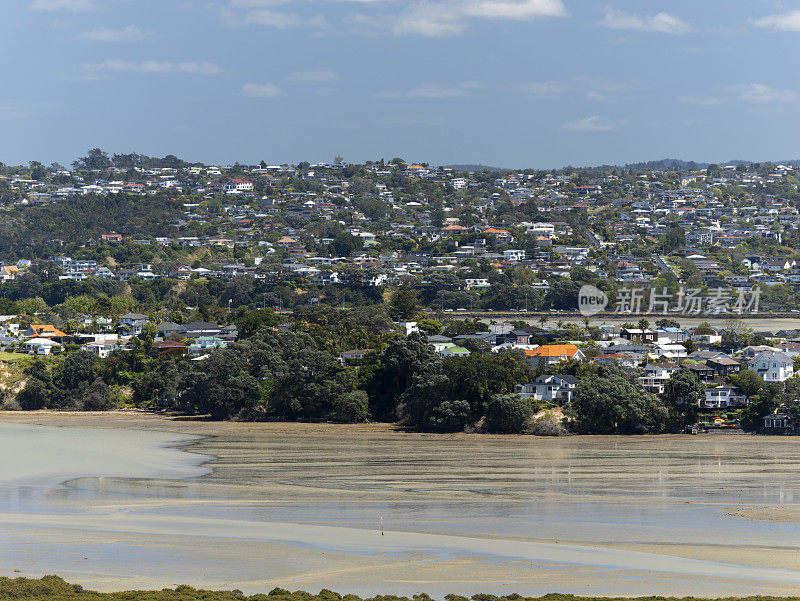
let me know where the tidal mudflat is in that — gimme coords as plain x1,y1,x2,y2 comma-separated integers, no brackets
1,412,800,597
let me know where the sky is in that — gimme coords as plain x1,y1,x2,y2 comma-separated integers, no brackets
1,0,799,168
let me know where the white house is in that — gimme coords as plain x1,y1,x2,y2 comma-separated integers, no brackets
702,386,749,409
515,374,578,403
24,338,61,355
640,362,680,394
748,350,794,382
81,340,121,358
223,179,254,192
503,249,526,262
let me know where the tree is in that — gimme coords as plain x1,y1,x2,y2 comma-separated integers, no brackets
180,349,262,419
397,367,471,432
73,148,112,170
388,286,421,320
329,390,369,423
16,361,54,410
662,369,702,430
569,367,668,434
741,384,780,431
663,224,686,250
236,308,280,338
483,394,533,433
363,333,439,420
728,369,763,398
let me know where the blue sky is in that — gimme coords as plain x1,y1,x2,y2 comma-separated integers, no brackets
1,0,799,168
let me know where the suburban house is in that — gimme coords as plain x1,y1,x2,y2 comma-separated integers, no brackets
748,350,794,382
684,363,716,383
514,374,578,403
150,341,188,356
81,340,123,358
526,344,585,365
338,348,374,363
763,413,795,434
23,324,68,341
620,328,658,344
24,337,61,355
640,362,680,394
705,356,741,378
702,386,749,409
223,179,254,192
118,313,149,336
591,353,641,368
742,345,779,360
188,336,227,355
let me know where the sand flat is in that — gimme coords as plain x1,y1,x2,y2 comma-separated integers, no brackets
1,412,800,596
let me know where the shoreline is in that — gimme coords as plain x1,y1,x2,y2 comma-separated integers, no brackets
3,413,800,596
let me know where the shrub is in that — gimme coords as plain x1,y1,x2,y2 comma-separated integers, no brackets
483,393,533,433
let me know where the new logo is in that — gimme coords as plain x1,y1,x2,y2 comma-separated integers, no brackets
578,285,608,317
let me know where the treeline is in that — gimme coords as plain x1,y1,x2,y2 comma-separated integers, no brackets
2,576,796,601
14,324,544,433
11,304,697,435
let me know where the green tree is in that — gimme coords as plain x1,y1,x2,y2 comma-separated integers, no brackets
662,369,702,430
728,369,763,398
329,390,370,423
483,393,533,433
388,286,421,321
363,334,439,421
569,367,668,434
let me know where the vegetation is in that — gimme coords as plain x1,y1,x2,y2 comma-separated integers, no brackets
5,576,800,601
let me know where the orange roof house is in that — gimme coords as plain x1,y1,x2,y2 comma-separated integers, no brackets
526,344,584,365
25,324,68,339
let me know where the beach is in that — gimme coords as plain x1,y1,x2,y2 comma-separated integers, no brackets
1,412,800,597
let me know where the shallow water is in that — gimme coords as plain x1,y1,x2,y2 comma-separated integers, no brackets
2,417,800,597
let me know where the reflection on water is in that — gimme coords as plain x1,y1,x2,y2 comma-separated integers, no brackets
2,422,800,596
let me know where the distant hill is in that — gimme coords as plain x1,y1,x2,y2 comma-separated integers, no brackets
445,164,507,172
620,158,708,171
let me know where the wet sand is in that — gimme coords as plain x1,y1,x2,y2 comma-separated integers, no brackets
2,412,800,597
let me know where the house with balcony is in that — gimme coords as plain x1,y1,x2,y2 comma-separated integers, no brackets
702,386,749,409
640,362,680,394
515,375,578,403
748,350,794,382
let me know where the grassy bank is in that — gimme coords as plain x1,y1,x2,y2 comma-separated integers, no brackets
3,576,800,601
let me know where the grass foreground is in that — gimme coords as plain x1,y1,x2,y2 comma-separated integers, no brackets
3,576,800,601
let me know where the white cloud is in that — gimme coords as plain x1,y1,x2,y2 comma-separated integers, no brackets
738,83,796,104
563,115,616,132
83,26,149,42
288,70,340,82
600,8,691,34
391,0,567,37
522,80,568,99
94,60,223,74
377,81,481,98
30,0,93,10
753,10,800,32
677,84,796,106
242,83,283,97
677,94,724,106
223,3,326,28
